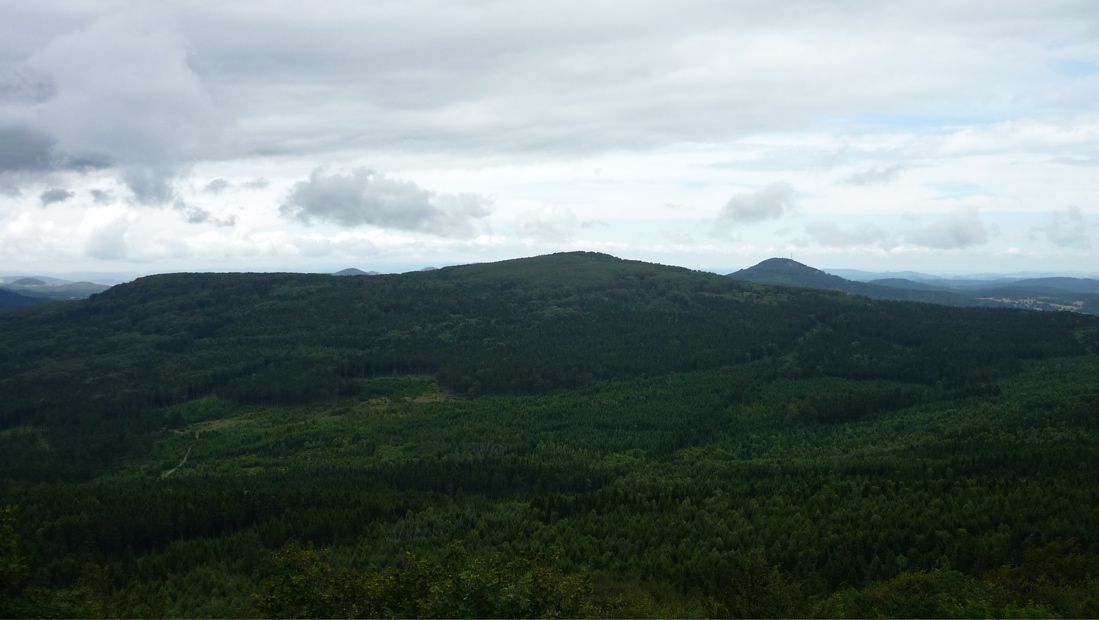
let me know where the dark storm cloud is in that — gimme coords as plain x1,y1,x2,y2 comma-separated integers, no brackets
4,0,1099,219
39,188,73,206
1,8,223,199
0,64,55,105
0,125,55,172
0,123,109,177
280,168,491,238
122,166,180,206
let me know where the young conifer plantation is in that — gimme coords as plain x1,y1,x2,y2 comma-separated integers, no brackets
2,252,1099,618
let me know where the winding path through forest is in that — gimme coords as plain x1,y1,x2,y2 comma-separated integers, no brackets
160,444,193,479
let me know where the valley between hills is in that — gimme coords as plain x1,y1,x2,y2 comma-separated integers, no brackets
3,252,1099,617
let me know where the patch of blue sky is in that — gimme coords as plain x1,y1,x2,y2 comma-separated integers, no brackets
822,107,1041,136
820,111,1000,135
1054,59,1099,78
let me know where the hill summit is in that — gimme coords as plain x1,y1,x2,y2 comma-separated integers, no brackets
333,267,380,276
12,277,47,286
729,257,1003,308
729,258,849,289
729,257,1099,315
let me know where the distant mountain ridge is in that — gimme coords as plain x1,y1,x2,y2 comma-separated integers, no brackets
333,268,379,276
728,258,995,308
869,278,948,291
730,258,1099,315
0,277,111,302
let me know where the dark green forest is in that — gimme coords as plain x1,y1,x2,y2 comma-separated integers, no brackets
2,252,1099,617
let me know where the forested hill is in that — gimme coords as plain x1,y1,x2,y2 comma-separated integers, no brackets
0,288,48,311
1,251,1096,480
5,251,1099,617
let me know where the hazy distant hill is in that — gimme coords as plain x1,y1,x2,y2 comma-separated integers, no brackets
0,278,111,301
333,267,379,276
0,275,74,285
826,268,935,282
5,251,1092,440
864,272,1099,315
863,275,1099,295
728,258,994,308
983,277,1099,295
869,278,950,291
730,258,1099,315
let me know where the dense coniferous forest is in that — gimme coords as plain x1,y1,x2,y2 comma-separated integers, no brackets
3,252,1099,617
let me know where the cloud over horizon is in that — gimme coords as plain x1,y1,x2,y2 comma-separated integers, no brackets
1,1,1097,274
1036,206,1090,249
515,205,578,242
712,182,795,235
279,168,492,238
39,188,73,206
804,221,893,248
904,207,990,250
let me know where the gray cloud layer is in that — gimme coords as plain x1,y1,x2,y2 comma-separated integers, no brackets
804,221,892,247
39,187,73,206
2,7,223,202
89,189,113,204
3,1,1098,198
515,206,577,242
712,182,795,235
280,168,491,238
203,178,230,194
0,125,55,172
847,164,908,186
904,207,990,249
1036,205,1090,248
174,200,236,228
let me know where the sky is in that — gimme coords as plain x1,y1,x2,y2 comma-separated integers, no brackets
1,0,1098,278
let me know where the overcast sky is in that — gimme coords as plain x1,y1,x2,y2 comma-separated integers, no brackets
2,0,1098,276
